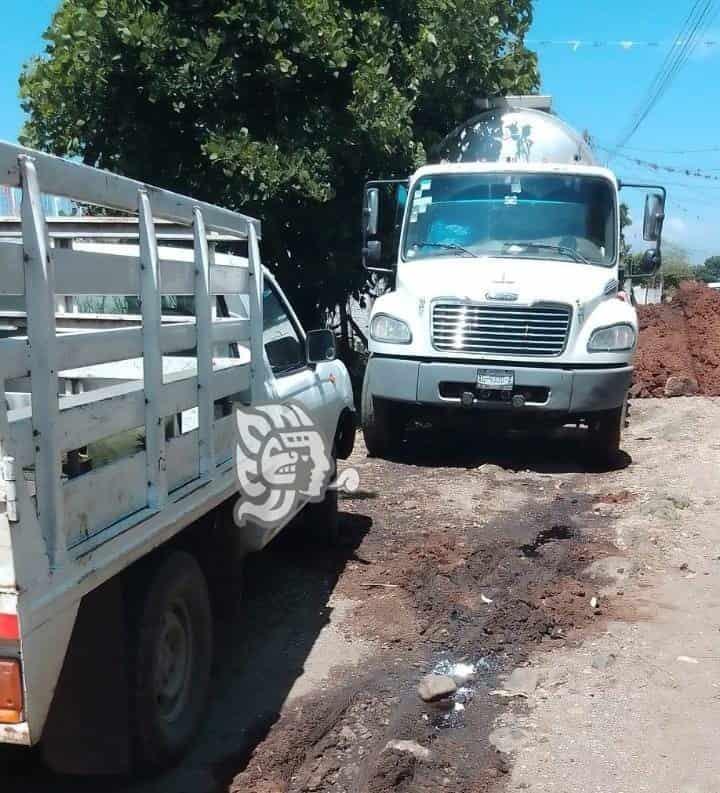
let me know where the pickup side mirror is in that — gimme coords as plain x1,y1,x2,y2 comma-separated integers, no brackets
637,248,661,275
364,187,380,237
643,192,665,243
306,329,336,365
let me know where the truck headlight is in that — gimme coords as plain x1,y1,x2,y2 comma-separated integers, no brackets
370,313,412,344
587,323,636,352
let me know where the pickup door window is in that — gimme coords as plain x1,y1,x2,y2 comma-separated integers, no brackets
262,285,306,375
258,282,336,447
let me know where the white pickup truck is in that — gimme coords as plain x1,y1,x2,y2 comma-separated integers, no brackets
360,96,665,463
0,142,355,772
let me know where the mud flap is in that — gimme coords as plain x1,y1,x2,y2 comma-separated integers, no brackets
41,576,130,775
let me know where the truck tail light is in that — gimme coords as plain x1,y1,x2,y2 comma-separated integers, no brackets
0,614,19,641
0,659,23,723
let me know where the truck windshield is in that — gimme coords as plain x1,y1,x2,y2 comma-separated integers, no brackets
402,173,616,265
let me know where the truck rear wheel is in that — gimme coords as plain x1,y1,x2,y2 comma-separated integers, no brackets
587,399,627,465
129,551,213,772
361,374,404,458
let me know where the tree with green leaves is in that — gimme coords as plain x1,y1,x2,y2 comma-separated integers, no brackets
619,202,632,263
661,241,695,290
697,255,720,283
19,0,538,324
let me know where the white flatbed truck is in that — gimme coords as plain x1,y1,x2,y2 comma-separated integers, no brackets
0,142,355,772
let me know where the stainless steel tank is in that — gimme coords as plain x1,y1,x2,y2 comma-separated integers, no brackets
433,105,598,167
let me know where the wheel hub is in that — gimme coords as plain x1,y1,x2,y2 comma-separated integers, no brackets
154,601,193,724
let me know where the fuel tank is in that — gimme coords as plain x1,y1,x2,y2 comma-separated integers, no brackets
434,101,598,167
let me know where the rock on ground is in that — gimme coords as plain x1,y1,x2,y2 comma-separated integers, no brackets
664,375,699,397
385,740,432,761
417,674,457,702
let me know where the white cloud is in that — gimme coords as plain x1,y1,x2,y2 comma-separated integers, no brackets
665,216,688,236
624,203,720,264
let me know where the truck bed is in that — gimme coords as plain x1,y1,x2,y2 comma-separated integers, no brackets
0,140,265,745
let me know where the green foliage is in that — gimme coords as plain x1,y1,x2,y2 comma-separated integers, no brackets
619,202,632,262
20,0,538,324
661,242,695,290
696,255,720,283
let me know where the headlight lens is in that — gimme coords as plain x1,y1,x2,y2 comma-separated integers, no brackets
370,313,412,344
587,323,636,352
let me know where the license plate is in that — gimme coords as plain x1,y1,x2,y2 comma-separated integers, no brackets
476,369,514,391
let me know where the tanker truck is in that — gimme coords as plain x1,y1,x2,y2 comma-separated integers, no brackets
360,96,665,463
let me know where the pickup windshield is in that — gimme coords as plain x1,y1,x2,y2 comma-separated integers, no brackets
402,172,616,265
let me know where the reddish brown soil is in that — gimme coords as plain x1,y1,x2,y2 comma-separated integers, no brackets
634,282,720,397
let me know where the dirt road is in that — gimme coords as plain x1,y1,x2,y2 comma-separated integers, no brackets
3,397,720,792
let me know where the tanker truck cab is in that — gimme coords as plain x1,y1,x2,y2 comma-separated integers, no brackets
360,97,666,463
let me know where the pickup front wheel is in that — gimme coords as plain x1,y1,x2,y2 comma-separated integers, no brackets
361,374,405,458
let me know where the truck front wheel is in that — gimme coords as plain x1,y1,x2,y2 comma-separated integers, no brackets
129,551,213,772
361,375,405,458
587,399,628,465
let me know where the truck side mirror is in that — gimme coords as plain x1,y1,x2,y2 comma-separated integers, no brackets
306,329,336,365
365,187,380,237
643,193,665,243
637,248,661,275
364,239,382,266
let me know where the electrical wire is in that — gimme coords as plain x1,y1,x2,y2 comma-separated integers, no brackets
596,141,720,156
525,37,720,50
595,146,720,181
609,1,718,156
615,1,714,148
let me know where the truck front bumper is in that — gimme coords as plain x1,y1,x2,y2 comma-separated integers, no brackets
365,355,632,414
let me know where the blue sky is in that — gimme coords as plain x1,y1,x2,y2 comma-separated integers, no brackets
531,2,720,263
3,0,720,262
1,0,57,142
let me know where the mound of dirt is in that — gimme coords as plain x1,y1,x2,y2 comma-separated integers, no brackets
633,282,720,397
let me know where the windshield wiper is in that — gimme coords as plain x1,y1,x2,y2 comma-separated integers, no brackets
502,241,590,264
411,241,478,258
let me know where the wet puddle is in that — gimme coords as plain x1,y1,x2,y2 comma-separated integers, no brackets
425,657,496,730
520,524,573,557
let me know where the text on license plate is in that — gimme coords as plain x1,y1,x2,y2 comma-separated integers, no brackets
476,369,514,391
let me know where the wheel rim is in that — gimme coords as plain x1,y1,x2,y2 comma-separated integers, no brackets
153,599,194,725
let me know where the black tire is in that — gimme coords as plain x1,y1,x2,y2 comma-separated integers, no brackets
587,399,627,465
129,551,213,772
199,503,246,619
303,446,340,545
361,372,404,458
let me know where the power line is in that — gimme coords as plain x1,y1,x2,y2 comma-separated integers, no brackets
622,174,720,199
622,1,716,146
609,1,718,156
526,37,720,51
612,1,714,153
595,145,720,181
617,161,720,193
597,141,720,156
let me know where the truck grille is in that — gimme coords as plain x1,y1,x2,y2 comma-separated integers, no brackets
431,302,572,357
